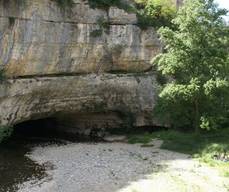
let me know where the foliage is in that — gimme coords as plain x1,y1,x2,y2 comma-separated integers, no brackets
8,17,15,27
135,0,176,29
54,0,74,8
88,0,119,9
128,128,229,177
153,0,229,132
0,69,5,82
128,132,154,144
90,29,103,37
88,0,175,28
88,0,135,12
0,126,13,143
90,17,110,37
97,17,110,32
4,0,175,28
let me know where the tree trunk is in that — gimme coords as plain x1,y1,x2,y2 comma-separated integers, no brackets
194,99,200,134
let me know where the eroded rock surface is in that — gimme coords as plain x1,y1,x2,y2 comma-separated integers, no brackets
0,0,161,134
0,0,161,76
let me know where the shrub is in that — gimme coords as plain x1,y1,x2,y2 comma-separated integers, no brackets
90,29,103,37
88,0,132,11
88,0,118,9
0,126,13,143
135,0,176,29
0,68,6,83
90,17,110,37
8,17,15,26
54,0,74,8
97,17,110,32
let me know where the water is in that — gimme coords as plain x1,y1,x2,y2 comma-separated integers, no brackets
0,138,47,192
0,118,115,191
0,131,102,192
0,136,57,192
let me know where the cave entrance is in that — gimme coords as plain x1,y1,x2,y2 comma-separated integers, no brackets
11,112,124,142
12,118,65,141
12,117,90,142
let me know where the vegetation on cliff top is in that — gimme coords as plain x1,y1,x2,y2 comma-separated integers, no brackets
88,0,134,11
135,0,176,29
88,0,176,29
55,0,176,29
54,0,74,8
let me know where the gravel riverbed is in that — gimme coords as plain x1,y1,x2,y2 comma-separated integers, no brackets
17,141,229,192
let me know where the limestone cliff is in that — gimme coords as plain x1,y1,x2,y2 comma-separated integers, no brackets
0,0,161,134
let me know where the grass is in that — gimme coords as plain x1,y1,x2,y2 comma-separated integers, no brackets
128,128,229,177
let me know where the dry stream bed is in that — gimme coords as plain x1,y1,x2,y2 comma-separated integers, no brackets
0,137,228,192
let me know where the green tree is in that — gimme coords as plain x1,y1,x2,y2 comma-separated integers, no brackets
136,0,176,28
153,0,229,133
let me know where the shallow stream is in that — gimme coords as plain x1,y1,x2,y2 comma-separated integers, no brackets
0,137,50,192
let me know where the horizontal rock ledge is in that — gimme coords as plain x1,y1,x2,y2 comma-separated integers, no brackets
0,74,158,133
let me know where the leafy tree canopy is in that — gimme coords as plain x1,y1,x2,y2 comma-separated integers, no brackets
135,0,177,28
153,0,229,132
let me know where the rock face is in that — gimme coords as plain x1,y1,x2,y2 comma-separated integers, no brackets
0,0,161,135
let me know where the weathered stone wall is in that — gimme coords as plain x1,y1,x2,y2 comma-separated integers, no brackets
0,0,162,134
0,0,161,76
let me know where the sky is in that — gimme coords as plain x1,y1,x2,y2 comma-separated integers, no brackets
215,0,229,10
214,0,229,21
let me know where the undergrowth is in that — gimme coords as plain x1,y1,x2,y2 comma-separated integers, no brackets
0,126,13,144
128,128,229,177
0,69,5,82
88,0,176,29
90,16,110,37
88,0,135,12
54,0,74,8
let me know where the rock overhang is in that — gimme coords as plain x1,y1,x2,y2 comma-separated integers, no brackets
0,0,161,132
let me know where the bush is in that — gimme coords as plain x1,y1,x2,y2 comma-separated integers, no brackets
0,69,5,82
88,0,131,11
135,0,176,29
90,17,110,37
88,0,176,29
97,17,110,32
90,29,103,37
88,0,118,9
0,126,13,143
54,0,74,8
